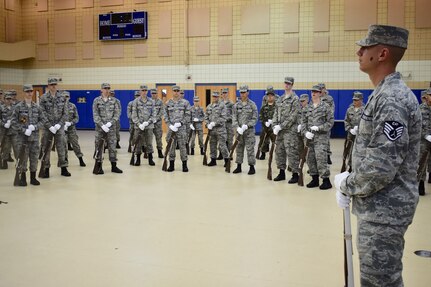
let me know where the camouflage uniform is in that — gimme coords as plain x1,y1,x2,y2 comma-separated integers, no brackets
418,90,431,195
258,95,276,154
39,88,69,169
344,92,365,169
93,93,120,162
205,93,229,162
261,85,281,106
296,94,309,160
0,90,4,150
163,87,191,163
131,95,156,156
1,93,18,166
64,98,84,159
233,87,258,167
303,98,334,180
110,92,122,148
338,24,419,287
319,83,335,161
151,89,164,155
190,100,204,151
127,92,139,152
273,92,300,173
221,89,235,150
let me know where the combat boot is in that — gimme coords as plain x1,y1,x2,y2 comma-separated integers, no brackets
319,178,332,190
158,149,164,158
190,148,195,155
111,162,123,173
116,141,121,149
30,172,40,186
39,168,50,178
79,157,86,167
148,153,155,166
7,153,14,162
259,152,266,160
248,165,255,175
419,180,425,196
130,154,135,165
18,172,27,186
0,160,7,169
134,154,141,166
167,160,175,172
61,167,71,177
233,164,242,174
306,175,319,188
68,143,73,151
327,155,332,165
288,173,299,184
208,158,217,166
200,147,204,155
273,169,286,181
217,152,223,160
182,161,189,172
428,173,431,184
224,158,229,168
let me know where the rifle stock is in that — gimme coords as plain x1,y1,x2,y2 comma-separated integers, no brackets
298,138,310,187
267,136,276,180
255,130,268,159
202,130,211,166
162,132,175,171
417,140,431,180
225,135,241,173
341,135,355,173
38,135,53,178
92,137,105,174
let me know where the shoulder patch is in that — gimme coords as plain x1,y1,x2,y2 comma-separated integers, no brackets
383,121,404,141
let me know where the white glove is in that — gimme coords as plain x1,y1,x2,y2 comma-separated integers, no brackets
336,190,351,209
193,117,199,122
101,125,110,133
174,122,181,128
310,126,319,132
4,120,11,129
49,126,57,134
143,121,149,127
273,125,281,135
28,124,35,131
64,125,68,131
305,131,314,140
24,129,32,136
426,135,431,142
334,171,350,190
237,127,244,135
210,122,216,128
105,122,112,128
207,122,213,130
54,123,61,131
169,124,178,132
349,128,357,135
297,124,302,133
268,119,273,125
65,122,72,127
264,121,270,127
190,124,195,130
241,124,248,131
139,123,145,130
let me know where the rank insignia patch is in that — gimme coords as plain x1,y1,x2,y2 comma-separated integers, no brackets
384,121,404,141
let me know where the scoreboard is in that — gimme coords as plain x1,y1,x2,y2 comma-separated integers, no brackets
99,11,148,41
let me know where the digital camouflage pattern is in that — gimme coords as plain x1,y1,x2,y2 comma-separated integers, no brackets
205,101,229,159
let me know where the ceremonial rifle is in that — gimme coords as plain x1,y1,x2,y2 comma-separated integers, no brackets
162,132,176,171
255,129,268,159
225,134,241,173
298,138,311,187
202,130,211,166
267,135,276,180
92,136,105,174
417,140,431,181
38,133,53,178
341,134,355,173
14,115,29,186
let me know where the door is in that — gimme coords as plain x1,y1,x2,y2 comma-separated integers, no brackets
32,86,45,104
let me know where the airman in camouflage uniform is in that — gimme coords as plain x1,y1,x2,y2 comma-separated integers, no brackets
110,90,122,149
232,85,258,175
63,91,86,167
272,77,300,183
151,88,164,158
303,85,333,189
205,91,229,168
258,86,277,160
163,85,191,172
92,83,123,174
11,85,43,186
0,89,4,155
336,25,420,287
130,84,156,167
418,89,431,195
318,83,335,165
343,91,365,171
127,91,140,153
219,88,234,157
189,96,204,155
296,94,309,160
261,85,280,106
0,92,17,169
38,78,71,177
179,90,192,154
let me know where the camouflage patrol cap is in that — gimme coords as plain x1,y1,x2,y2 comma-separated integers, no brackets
4,91,13,99
222,88,229,93
239,85,249,92
193,96,200,102
311,85,322,92
356,24,409,49
150,89,157,94
318,83,326,89
48,77,58,85
101,83,111,89
23,84,33,92
426,88,431,95
180,90,185,95
172,85,180,91
266,86,275,95
10,89,17,96
299,94,309,102
110,90,115,96
352,91,363,100
134,91,140,96
284,77,294,84
212,91,220,97
62,91,70,97
140,84,148,90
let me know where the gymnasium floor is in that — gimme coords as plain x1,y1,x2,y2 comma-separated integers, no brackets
0,131,430,287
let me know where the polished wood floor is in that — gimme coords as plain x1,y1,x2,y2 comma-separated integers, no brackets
0,131,430,287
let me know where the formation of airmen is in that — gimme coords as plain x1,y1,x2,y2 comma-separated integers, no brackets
1,77,430,194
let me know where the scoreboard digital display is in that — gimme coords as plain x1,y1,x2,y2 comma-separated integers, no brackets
99,11,148,41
